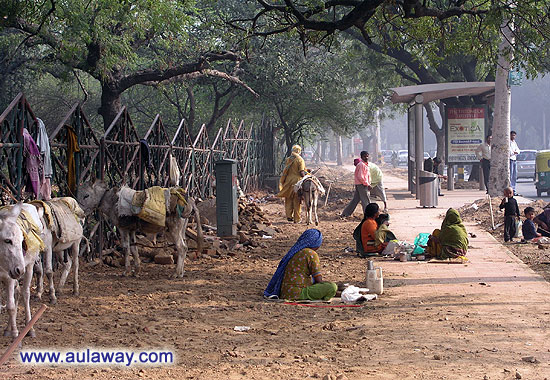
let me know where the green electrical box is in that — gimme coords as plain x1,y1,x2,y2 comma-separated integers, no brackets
215,159,238,237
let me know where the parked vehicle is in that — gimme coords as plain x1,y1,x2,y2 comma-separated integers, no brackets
424,152,430,159
381,150,394,163
535,150,550,196
517,149,537,180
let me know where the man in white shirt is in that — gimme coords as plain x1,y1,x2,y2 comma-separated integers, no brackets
509,130,520,194
475,134,491,192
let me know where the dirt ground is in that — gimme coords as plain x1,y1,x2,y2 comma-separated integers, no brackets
1,164,549,380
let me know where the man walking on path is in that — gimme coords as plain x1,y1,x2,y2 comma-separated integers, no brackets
368,162,388,213
510,130,520,195
341,151,371,217
476,134,492,192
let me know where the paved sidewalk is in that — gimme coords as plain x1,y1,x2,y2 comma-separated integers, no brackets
369,173,550,378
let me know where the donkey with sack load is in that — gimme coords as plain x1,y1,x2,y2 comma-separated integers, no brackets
30,197,87,304
294,172,325,226
77,180,204,278
0,204,44,338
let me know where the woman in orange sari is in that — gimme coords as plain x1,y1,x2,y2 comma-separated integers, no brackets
278,145,306,223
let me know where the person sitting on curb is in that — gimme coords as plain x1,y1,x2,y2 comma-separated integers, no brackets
426,208,468,261
522,207,542,242
353,203,386,257
264,229,337,301
533,208,550,237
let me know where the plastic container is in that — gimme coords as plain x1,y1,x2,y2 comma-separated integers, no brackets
366,267,384,295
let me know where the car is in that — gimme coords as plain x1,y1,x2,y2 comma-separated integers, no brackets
424,152,430,159
517,149,537,179
397,150,408,166
381,150,394,163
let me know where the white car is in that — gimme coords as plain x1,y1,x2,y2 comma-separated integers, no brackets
517,150,537,179
397,150,408,166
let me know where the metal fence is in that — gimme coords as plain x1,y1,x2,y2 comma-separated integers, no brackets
0,93,270,257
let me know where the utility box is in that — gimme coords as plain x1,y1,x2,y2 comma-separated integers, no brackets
215,159,238,237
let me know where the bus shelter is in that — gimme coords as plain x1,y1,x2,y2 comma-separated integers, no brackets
389,82,495,199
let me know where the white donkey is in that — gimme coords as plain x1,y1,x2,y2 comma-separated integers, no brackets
77,180,203,278
31,198,85,304
0,203,43,338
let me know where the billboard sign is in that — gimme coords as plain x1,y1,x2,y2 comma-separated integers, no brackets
445,106,486,164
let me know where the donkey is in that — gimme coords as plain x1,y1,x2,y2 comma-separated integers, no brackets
296,174,325,226
30,197,85,304
0,203,43,338
77,180,204,278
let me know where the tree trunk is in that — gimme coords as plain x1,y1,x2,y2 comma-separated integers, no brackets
321,140,327,161
314,140,321,164
336,135,343,166
374,109,381,163
98,83,122,130
425,103,445,161
489,19,514,196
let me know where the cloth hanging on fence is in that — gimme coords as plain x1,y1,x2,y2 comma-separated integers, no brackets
140,139,152,171
36,119,52,200
36,118,52,177
66,125,80,195
169,154,180,186
23,127,42,198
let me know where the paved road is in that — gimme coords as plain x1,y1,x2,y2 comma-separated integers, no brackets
515,178,550,201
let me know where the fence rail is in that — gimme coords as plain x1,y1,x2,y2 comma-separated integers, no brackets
0,93,270,257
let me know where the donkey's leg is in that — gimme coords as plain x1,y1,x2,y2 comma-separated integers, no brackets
3,278,18,338
122,230,131,277
168,217,188,278
22,262,36,337
314,191,319,226
130,230,140,275
33,254,44,301
58,248,73,294
72,241,80,296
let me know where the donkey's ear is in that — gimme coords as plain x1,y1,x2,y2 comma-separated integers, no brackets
0,203,22,219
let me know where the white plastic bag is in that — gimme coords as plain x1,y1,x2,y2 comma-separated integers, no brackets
341,285,377,304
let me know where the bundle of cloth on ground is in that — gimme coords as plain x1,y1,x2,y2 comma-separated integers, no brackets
117,186,188,227
264,229,337,301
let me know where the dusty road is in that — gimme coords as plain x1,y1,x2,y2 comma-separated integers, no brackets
1,165,549,380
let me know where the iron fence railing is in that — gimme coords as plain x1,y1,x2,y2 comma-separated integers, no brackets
0,93,270,257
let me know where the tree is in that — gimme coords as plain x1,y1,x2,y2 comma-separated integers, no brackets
2,0,256,129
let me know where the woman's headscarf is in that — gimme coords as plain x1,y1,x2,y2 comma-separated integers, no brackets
264,229,323,298
292,144,302,154
439,208,468,250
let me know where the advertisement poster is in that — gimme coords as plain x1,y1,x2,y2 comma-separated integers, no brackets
446,106,486,164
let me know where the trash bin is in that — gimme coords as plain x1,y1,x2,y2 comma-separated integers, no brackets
419,170,438,207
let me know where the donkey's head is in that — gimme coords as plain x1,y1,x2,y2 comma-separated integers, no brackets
77,180,109,215
0,204,26,279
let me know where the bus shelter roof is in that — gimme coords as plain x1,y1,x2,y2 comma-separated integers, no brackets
390,82,495,104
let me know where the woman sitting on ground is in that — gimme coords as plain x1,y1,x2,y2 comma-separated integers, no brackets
354,203,386,257
375,213,396,246
264,229,337,301
426,208,469,260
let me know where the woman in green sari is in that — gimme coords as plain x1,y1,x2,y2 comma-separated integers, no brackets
427,208,469,260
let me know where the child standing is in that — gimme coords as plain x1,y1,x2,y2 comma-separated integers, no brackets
522,206,542,242
499,187,520,242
